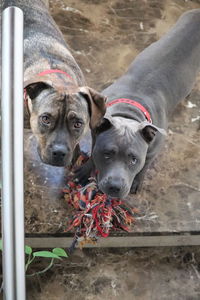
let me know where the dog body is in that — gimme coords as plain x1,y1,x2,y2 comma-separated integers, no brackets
78,9,200,198
2,0,105,166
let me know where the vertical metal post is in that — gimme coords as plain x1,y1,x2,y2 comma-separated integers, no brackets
1,6,26,300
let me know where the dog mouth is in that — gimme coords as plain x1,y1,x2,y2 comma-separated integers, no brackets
45,160,66,167
100,187,129,199
41,156,70,167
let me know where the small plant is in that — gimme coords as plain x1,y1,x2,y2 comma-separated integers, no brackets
0,240,68,277
25,246,68,276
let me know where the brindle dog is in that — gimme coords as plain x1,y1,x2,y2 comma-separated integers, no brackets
2,0,106,166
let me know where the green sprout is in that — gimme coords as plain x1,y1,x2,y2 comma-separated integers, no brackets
25,246,68,276
0,241,68,277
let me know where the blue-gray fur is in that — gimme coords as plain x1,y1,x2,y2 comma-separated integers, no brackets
76,9,200,197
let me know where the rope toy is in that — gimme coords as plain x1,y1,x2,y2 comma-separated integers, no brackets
63,154,139,250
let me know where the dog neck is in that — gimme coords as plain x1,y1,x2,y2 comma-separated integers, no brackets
107,103,148,124
106,96,152,124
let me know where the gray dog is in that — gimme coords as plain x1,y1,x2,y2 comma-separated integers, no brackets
76,9,200,198
2,0,106,166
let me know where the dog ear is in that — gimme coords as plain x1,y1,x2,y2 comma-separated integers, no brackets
24,77,54,114
139,121,167,143
25,82,52,100
95,115,114,134
79,87,107,129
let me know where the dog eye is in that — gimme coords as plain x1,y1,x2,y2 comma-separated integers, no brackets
104,153,110,159
103,150,114,159
40,115,51,125
73,121,83,129
129,155,137,166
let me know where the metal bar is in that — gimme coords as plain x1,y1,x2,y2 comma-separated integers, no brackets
1,6,25,300
25,235,200,248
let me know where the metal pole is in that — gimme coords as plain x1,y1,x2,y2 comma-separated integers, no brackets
1,7,25,300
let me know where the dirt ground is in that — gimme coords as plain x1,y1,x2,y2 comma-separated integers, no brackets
6,0,200,299
24,0,200,235
26,246,200,300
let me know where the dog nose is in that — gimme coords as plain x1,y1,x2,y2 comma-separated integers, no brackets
51,145,69,166
108,184,121,194
99,176,125,197
52,149,66,158
108,185,120,193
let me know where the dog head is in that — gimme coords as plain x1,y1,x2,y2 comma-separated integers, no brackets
25,77,106,167
92,115,166,198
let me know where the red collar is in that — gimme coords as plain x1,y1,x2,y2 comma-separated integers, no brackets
37,69,74,82
106,98,152,123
